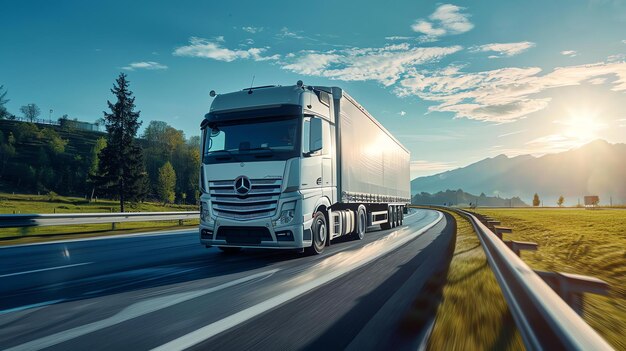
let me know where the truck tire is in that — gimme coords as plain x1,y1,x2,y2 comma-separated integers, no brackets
306,211,327,255
218,246,242,254
399,207,404,225
354,206,366,240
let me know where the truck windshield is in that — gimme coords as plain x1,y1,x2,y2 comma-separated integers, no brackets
203,117,300,164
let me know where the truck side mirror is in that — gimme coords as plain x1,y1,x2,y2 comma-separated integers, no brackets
309,117,323,153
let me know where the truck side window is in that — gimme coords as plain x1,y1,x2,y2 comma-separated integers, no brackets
310,118,323,152
302,116,323,156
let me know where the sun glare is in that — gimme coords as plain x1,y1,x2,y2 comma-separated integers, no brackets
558,110,607,143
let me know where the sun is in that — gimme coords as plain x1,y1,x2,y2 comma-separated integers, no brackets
559,110,607,143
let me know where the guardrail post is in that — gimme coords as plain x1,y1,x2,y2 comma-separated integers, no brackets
503,240,538,257
535,271,610,315
493,226,512,240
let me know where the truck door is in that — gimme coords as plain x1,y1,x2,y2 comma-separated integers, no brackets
321,119,334,201
301,116,323,193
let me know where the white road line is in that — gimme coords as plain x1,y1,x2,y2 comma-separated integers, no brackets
0,229,197,249
151,211,444,351
0,262,93,278
0,299,65,315
5,269,280,351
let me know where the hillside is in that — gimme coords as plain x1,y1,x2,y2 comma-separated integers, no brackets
411,140,626,206
412,189,528,207
0,119,105,195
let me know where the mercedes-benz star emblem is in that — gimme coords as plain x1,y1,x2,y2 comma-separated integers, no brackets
234,176,252,195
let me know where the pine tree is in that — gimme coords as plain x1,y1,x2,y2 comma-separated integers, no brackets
96,73,147,212
0,85,10,119
533,193,540,207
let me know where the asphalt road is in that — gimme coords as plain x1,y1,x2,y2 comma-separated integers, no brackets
0,209,455,351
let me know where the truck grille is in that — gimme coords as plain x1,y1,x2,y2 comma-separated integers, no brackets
209,178,282,220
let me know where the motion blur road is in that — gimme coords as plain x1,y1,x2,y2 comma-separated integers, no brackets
0,209,454,351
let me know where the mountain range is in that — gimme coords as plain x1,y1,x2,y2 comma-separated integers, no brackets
412,189,528,207
411,140,626,206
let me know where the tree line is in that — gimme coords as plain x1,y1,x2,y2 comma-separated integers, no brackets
0,75,200,210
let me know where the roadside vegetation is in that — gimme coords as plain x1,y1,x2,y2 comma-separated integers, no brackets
474,208,626,349
428,210,523,350
0,192,198,245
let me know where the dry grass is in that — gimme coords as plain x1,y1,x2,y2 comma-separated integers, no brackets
428,210,523,351
474,208,626,350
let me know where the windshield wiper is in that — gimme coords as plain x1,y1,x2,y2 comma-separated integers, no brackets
242,147,275,158
208,150,235,160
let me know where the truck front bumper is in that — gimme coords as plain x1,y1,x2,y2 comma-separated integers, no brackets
200,217,311,249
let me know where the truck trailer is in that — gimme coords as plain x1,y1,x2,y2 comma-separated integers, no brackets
199,81,410,254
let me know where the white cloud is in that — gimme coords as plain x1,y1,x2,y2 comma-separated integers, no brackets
497,129,527,138
395,60,626,123
173,37,279,62
399,111,407,116
242,26,263,34
277,27,304,39
588,77,607,85
411,4,473,41
385,36,413,41
410,160,457,177
561,50,577,57
282,44,462,86
622,40,626,44
122,61,168,71
470,42,535,57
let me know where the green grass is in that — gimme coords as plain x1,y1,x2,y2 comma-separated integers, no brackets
0,192,199,244
428,210,523,350
474,208,626,350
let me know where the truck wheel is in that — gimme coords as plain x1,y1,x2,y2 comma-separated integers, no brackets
306,211,327,255
391,208,397,228
218,247,241,254
399,207,404,225
354,206,366,240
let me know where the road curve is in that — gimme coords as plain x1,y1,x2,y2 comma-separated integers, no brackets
0,209,455,351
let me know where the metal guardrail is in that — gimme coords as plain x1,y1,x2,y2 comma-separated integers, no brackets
443,207,613,350
0,211,200,228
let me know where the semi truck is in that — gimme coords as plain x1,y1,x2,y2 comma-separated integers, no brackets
199,81,410,254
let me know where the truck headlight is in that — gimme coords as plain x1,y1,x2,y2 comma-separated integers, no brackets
278,209,295,225
276,201,296,226
200,202,210,222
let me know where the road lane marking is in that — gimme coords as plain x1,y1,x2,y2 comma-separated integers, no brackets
0,262,93,278
5,269,280,351
151,211,444,351
0,299,66,315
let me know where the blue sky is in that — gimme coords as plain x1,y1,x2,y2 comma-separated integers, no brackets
1,0,625,178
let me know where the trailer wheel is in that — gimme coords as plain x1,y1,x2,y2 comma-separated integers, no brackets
354,206,366,240
306,211,327,255
399,207,404,225
218,247,242,254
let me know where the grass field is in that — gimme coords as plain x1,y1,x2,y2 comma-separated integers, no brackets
474,208,626,350
427,210,523,350
0,192,199,244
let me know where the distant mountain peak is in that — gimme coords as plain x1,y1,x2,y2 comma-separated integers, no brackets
411,140,626,205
